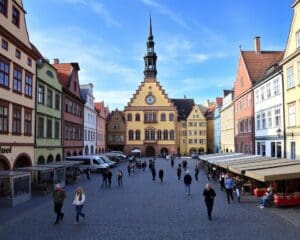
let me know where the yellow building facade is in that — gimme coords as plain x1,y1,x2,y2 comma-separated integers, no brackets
124,19,177,156
185,105,207,154
220,91,235,152
282,0,300,160
0,0,39,170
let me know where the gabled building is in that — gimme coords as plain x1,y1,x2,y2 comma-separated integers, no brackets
171,98,195,155
106,109,126,152
234,37,283,154
186,104,207,154
254,62,284,158
53,60,85,157
94,101,109,153
220,90,235,153
205,100,216,153
281,0,300,160
0,0,40,170
124,17,177,156
80,83,97,155
213,97,223,153
35,59,63,164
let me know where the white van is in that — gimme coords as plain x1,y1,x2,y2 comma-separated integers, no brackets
66,155,109,173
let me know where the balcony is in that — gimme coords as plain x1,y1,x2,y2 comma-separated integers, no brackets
144,139,157,144
144,120,157,124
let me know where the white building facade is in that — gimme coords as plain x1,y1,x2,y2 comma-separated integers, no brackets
80,83,97,155
254,66,285,158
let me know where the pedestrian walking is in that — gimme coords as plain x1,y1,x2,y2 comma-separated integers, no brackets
184,170,192,196
195,165,199,181
117,170,123,187
205,167,210,181
203,183,216,220
73,187,86,224
235,176,243,202
149,160,153,170
52,184,66,225
142,161,147,171
127,163,131,176
107,169,112,188
225,174,235,204
182,160,187,171
219,172,225,191
171,157,174,168
151,166,156,181
101,169,108,188
83,167,91,180
177,164,182,180
158,169,164,183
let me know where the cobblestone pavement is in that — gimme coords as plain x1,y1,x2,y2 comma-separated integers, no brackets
0,157,299,240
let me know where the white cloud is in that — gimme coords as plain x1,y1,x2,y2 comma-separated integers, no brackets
56,0,120,27
141,0,188,29
94,90,134,110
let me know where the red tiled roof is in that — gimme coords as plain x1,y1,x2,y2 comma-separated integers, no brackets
52,63,73,87
216,97,223,105
241,51,284,82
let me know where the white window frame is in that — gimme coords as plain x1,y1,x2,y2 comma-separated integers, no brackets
287,66,294,89
274,107,281,128
273,78,280,96
296,31,300,49
288,103,296,127
267,110,272,128
266,83,271,99
256,114,261,130
261,112,266,129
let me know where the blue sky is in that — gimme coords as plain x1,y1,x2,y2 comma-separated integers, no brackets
24,0,293,110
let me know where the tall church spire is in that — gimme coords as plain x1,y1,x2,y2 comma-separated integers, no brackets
144,15,157,79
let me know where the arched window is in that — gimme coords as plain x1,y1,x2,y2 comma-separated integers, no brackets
150,129,155,140
161,113,166,121
157,130,162,140
127,113,132,121
163,130,168,140
128,130,134,140
145,129,150,140
135,113,140,121
170,130,175,140
135,130,140,140
169,113,175,121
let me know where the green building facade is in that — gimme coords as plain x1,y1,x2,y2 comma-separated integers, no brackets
35,60,63,164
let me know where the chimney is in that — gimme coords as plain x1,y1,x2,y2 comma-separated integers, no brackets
254,36,261,54
53,58,59,64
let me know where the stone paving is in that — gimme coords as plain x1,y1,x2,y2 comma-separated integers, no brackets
0,157,299,240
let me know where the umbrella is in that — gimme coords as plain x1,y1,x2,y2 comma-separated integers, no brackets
131,149,141,153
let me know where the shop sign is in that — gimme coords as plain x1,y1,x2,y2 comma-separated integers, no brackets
0,146,12,154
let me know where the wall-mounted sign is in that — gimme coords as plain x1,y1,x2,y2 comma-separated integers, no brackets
0,146,12,154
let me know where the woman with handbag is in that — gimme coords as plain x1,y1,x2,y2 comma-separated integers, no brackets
73,186,86,224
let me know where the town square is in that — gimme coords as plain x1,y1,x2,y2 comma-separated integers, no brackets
0,0,300,239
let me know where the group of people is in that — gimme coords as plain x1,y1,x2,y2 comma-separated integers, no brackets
52,184,86,225
102,169,123,188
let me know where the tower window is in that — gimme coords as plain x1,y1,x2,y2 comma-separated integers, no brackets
12,6,20,27
0,0,8,16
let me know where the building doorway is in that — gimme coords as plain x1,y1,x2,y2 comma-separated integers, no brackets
0,156,10,170
37,156,45,164
145,146,155,157
160,148,168,157
13,154,32,169
85,145,89,155
47,155,54,163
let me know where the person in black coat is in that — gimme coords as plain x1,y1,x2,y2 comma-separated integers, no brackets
151,166,156,181
184,171,192,195
177,164,182,180
171,157,174,168
182,160,187,171
195,166,199,181
203,183,216,220
107,170,112,188
101,170,108,188
127,163,131,176
158,169,164,183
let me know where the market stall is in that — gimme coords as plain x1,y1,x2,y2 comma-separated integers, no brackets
0,171,31,208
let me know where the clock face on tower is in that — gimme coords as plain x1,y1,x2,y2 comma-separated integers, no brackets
145,95,155,105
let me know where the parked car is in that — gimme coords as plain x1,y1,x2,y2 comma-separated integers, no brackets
191,153,199,159
98,155,117,168
66,155,109,173
104,152,127,162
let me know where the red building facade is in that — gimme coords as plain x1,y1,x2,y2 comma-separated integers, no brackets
53,60,85,157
